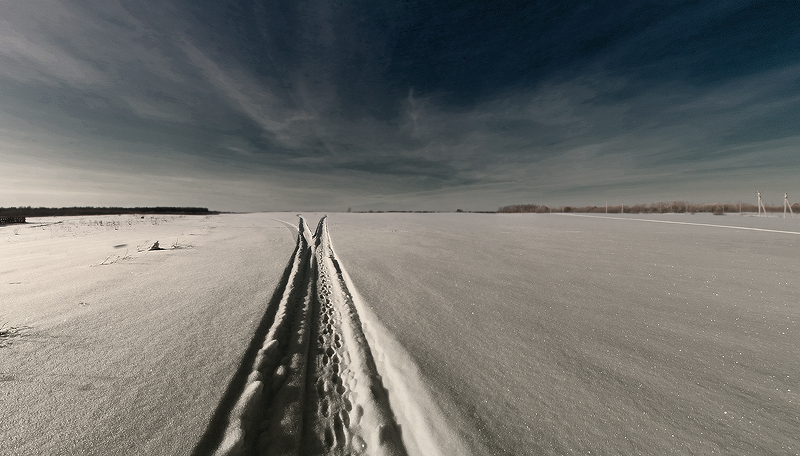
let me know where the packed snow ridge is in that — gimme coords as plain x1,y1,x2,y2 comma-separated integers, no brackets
195,217,406,456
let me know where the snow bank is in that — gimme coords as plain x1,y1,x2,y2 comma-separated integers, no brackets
327,234,477,456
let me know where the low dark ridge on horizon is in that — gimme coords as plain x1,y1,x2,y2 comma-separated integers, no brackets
0,206,217,217
498,201,798,215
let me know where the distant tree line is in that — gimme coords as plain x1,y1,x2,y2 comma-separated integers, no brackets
497,201,798,215
0,206,217,217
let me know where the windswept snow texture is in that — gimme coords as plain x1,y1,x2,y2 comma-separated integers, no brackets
3,212,800,455
0,213,297,455
328,212,800,455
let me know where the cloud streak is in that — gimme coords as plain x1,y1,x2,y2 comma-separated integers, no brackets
1,0,799,211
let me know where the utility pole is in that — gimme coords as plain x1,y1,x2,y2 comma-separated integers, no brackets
784,193,794,218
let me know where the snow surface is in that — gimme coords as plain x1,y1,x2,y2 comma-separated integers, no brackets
202,216,408,456
3,212,799,455
1,213,297,455
327,212,800,455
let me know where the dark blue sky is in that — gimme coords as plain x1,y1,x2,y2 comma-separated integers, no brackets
1,0,799,211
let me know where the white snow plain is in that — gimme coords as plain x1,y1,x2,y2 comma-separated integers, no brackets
327,212,800,456
2,212,799,455
1,213,297,455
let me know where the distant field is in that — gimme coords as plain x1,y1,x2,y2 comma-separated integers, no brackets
2,212,799,455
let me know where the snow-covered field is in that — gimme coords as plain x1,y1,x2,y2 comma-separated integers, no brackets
329,212,800,455
2,212,799,455
0,213,297,455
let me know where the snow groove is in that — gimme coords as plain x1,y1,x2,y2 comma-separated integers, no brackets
197,217,407,456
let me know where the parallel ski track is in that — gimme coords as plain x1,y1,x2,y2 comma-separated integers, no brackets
193,217,406,456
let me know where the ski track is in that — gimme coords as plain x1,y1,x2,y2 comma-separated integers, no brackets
194,217,407,456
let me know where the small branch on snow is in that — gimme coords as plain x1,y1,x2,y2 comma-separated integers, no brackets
0,322,30,348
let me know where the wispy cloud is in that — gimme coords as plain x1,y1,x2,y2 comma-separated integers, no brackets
1,0,798,210
177,38,293,136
